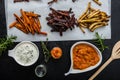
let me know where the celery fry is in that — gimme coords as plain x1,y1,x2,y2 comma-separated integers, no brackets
77,2,110,33
78,2,91,20
79,26,85,33
79,23,88,28
80,19,101,23
89,22,104,30
93,0,102,6
91,23,107,32
87,9,100,18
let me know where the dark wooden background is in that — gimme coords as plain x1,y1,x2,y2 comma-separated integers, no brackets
0,0,120,80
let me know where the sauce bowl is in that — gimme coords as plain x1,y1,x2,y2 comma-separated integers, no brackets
65,41,102,76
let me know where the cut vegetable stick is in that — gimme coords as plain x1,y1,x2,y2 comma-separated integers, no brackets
78,2,91,20
25,12,41,17
36,18,41,29
28,16,35,35
91,24,105,32
39,31,47,35
80,19,101,23
87,9,100,18
20,9,30,25
14,13,31,32
14,13,27,31
20,9,34,34
29,16,39,34
90,7,97,12
79,26,85,33
78,13,87,22
33,20,40,33
77,2,110,33
93,0,102,6
15,23,28,34
79,23,87,28
89,22,104,30
33,18,41,33
9,21,17,28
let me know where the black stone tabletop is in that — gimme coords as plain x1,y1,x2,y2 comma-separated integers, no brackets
0,0,120,80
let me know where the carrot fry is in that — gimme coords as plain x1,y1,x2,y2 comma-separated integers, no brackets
39,31,47,35
28,16,35,35
25,12,41,17
15,23,28,34
14,13,27,30
33,18,41,33
9,21,17,28
20,9,30,25
10,9,47,35
33,23,38,33
36,18,41,29
14,13,31,32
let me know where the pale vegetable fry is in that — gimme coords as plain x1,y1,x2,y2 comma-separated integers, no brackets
91,23,108,32
78,2,91,20
77,2,110,33
87,9,100,18
93,0,102,6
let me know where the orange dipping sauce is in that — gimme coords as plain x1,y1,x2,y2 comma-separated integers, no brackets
73,44,100,70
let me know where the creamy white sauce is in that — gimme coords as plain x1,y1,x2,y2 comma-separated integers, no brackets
14,43,39,66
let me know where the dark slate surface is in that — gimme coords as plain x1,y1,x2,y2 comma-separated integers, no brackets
0,0,120,80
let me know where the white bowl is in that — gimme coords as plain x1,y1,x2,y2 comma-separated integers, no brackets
8,41,39,66
65,41,102,76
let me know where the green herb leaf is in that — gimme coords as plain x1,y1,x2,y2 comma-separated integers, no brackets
41,41,50,63
0,35,17,56
94,32,109,52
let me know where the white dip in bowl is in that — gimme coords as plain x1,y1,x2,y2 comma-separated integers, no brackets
8,41,39,66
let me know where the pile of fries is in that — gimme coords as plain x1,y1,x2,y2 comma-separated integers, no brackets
77,2,110,33
46,8,77,36
9,9,47,35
